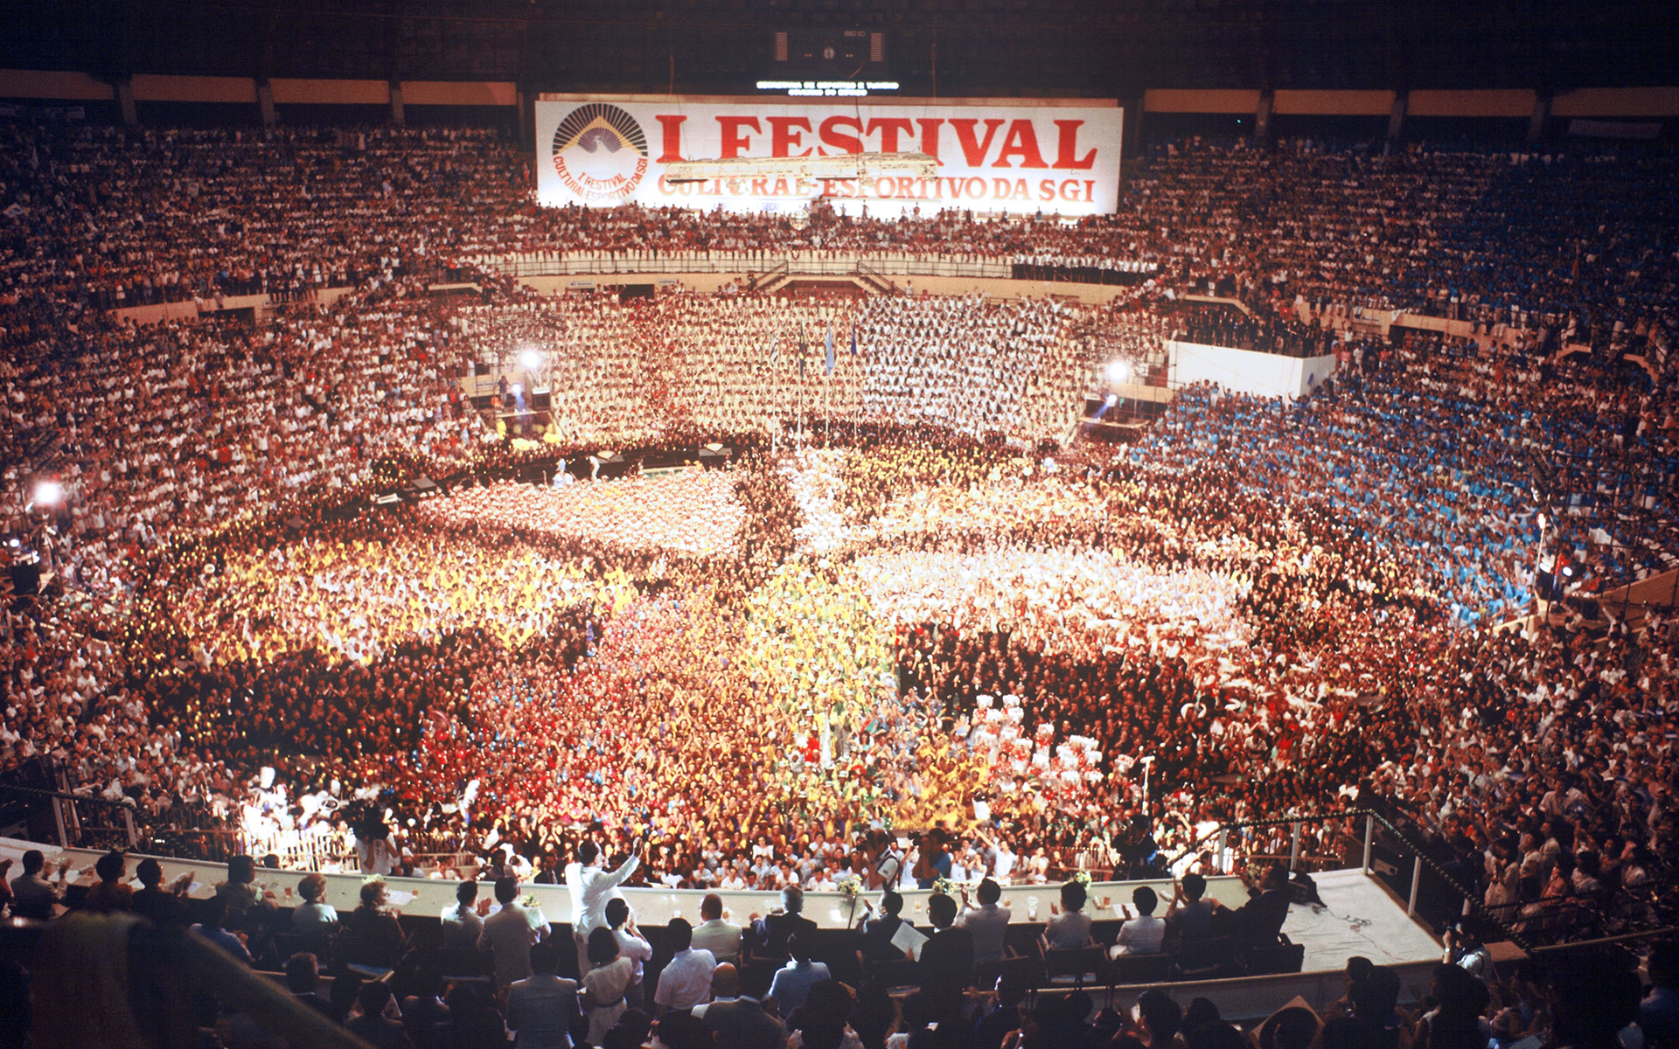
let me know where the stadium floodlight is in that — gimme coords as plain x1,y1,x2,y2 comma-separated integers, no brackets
520,348,543,371
33,481,62,505
662,152,937,186
1105,360,1131,384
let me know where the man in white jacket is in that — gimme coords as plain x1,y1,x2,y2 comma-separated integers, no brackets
565,837,642,975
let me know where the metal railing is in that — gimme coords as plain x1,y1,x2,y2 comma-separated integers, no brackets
856,260,899,295
746,259,789,292
0,782,242,861
1163,810,1527,947
1161,808,1677,954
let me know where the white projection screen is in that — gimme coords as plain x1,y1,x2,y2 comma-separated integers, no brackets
536,94,1123,218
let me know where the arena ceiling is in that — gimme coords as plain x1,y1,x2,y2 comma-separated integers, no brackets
7,0,1678,96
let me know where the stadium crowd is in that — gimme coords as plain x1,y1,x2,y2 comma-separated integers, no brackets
5,124,1675,357
0,114,1676,1049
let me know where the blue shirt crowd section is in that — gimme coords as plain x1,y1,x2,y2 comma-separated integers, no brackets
1133,341,1676,627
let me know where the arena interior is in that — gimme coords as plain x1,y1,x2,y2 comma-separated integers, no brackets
2,2,1679,1047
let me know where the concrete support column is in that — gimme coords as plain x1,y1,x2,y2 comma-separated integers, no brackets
1123,95,1145,159
1254,89,1274,143
517,88,535,152
257,79,277,126
115,77,137,126
389,80,405,127
1528,93,1551,142
1388,90,1408,141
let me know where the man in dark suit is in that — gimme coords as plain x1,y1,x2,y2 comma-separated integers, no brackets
918,893,974,998
507,940,583,1049
857,890,907,966
974,971,1028,1049
1210,862,1292,945
345,981,412,1049
284,952,342,1023
695,963,784,1049
749,885,817,960
130,858,192,927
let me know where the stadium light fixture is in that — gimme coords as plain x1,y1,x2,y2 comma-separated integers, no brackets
1105,360,1131,384
33,481,62,505
520,348,543,371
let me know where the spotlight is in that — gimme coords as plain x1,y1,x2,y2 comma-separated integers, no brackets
1105,360,1131,384
1104,394,1119,407
33,481,62,505
509,383,522,396
519,348,543,371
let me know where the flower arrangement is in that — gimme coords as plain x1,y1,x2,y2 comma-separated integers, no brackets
839,879,863,901
933,876,956,897
1070,869,1093,887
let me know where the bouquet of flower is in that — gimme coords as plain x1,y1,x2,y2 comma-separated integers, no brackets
839,879,863,902
1070,869,1093,887
933,876,956,897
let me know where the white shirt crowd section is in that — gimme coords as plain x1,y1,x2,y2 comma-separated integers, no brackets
459,290,1103,445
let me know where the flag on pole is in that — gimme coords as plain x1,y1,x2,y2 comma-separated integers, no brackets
769,330,780,364
825,323,835,377
850,326,858,356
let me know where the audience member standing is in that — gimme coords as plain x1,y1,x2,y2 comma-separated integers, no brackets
507,941,583,1049
653,918,717,1014
479,876,551,987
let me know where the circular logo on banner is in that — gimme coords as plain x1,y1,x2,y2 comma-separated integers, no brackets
551,103,649,203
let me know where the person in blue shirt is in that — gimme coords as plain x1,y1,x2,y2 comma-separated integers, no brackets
913,830,952,889
192,896,252,965
767,933,830,1016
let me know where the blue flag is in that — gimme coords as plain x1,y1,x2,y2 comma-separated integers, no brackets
824,323,835,377
850,326,858,356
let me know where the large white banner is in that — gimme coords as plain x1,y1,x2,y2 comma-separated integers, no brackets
1169,342,1340,402
536,94,1123,218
